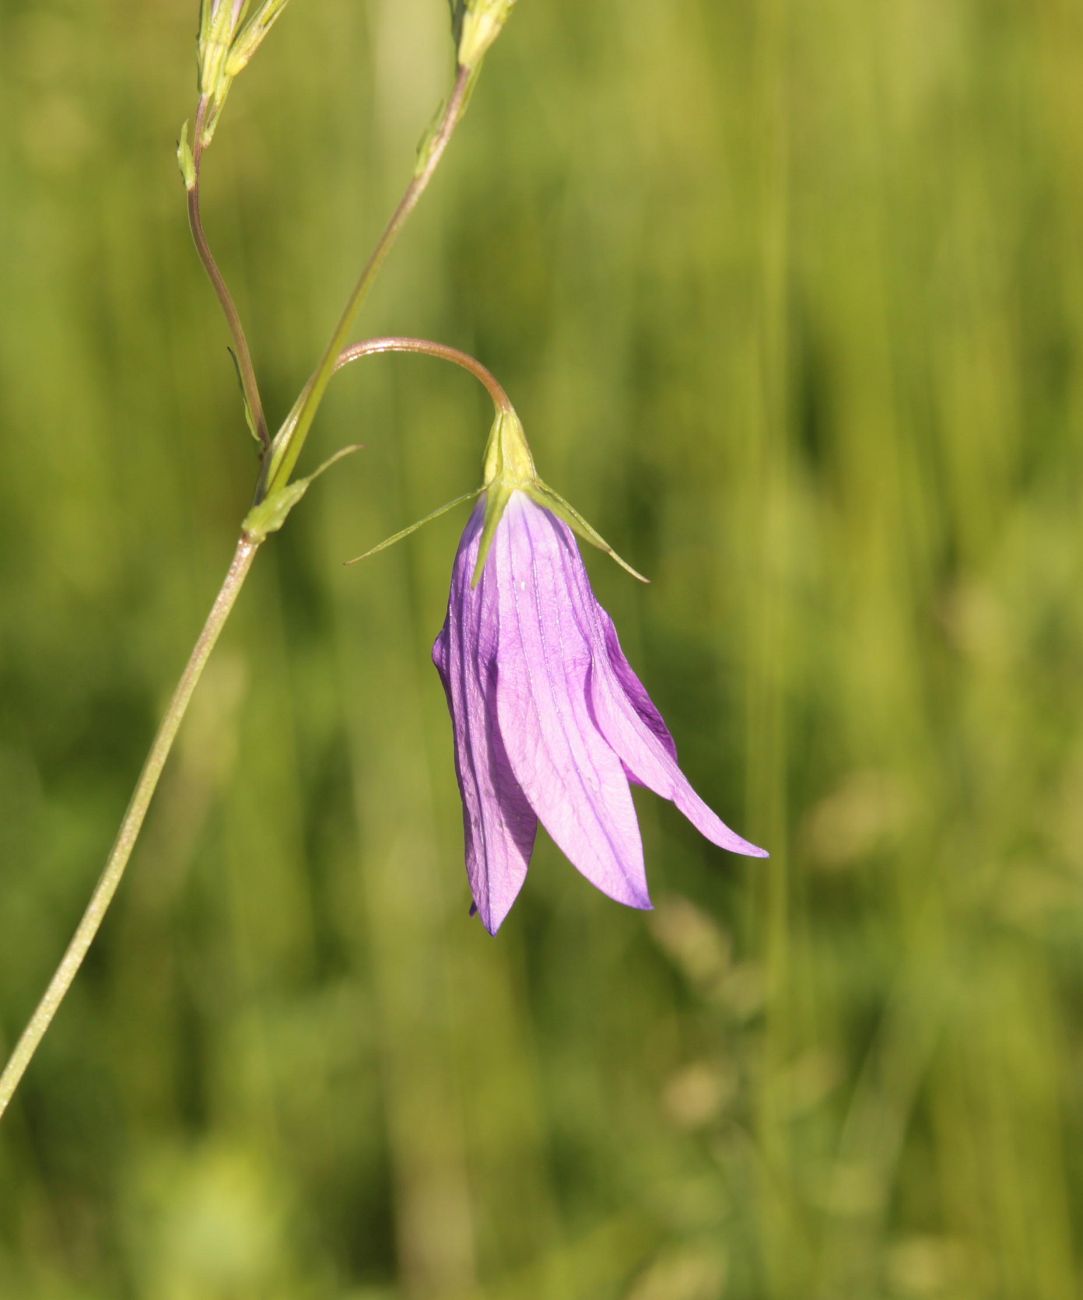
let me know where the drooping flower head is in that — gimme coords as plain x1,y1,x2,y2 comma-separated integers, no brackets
432,409,767,933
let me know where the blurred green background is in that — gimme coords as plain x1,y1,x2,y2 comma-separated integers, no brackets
2,1,1083,1296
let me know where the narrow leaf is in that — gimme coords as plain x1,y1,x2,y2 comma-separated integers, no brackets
176,121,196,191
243,444,362,541
226,348,261,446
345,489,482,566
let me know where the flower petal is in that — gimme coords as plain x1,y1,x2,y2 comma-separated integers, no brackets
589,653,767,856
492,496,651,911
552,513,768,860
598,608,678,764
434,504,538,933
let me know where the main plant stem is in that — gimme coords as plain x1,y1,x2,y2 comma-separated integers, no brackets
0,534,259,1121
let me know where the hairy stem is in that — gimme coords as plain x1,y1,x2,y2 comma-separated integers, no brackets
0,533,260,1122
189,96,270,451
262,65,473,498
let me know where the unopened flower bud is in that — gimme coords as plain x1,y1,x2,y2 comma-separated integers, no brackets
198,0,247,102
226,0,293,78
452,0,517,71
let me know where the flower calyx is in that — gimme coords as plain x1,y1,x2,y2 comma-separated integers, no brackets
472,407,649,587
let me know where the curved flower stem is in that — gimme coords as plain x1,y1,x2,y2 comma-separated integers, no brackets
334,336,515,412
270,333,512,471
261,65,473,499
189,95,270,452
0,533,260,1122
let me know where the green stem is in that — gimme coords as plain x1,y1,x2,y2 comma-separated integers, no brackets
1,54,486,1125
262,64,473,498
0,533,260,1122
189,95,270,452
334,336,515,412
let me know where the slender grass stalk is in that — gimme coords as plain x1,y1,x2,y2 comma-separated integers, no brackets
0,534,260,1122
188,95,271,452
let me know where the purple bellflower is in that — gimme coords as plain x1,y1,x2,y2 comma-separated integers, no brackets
431,412,767,933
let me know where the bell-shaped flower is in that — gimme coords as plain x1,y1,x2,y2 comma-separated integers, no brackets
432,490,767,934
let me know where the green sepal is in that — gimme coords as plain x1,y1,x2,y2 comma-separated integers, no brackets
527,480,650,584
176,121,196,191
469,407,535,586
472,483,513,587
243,444,361,542
470,405,648,585
482,407,535,488
345,489,482,566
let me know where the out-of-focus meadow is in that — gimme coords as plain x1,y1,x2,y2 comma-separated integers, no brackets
2,1,1083,1296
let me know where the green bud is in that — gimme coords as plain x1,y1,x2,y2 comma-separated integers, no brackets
453,0,517,71
225,0,293,78
196,1,246,145
195,0,290,146
198,0,247,102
